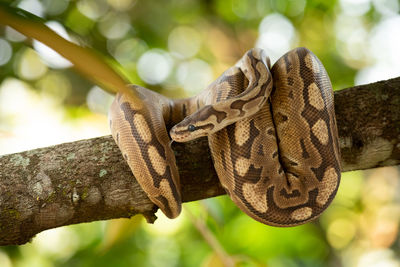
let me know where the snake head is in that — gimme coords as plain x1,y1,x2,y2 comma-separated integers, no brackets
169,116,214,142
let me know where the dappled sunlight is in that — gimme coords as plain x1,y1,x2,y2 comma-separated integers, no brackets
0,78,109,155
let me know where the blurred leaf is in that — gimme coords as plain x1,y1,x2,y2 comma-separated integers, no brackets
99,216,143,253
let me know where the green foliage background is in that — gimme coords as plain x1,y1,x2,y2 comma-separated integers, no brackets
0,0,400,266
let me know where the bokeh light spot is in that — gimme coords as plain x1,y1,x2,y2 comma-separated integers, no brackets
37,72,72,104
87,86,114,114
145,209,184,236
41,0,70,15
18,0,44,17
98,12,131,40
357,249,400,267
372,0,399,16
355,15,400,84
176,59,213,94
5,27,27,43
17,48,48,80
256,13,297,63
0,252,12,267
168,26,201,59
107,0,137,11
327,218,356,249
148,237,180,267
111,38,148,64
0,39,12,66
231,0,260,19
286,0,306,17
32,227,79,259
77,0,109,20
339,0,371,16
137,49,173,84
369,16,400,65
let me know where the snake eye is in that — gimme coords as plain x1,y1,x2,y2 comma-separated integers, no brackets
188,125,196,132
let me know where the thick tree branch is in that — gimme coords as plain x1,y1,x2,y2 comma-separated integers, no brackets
0,77,399,245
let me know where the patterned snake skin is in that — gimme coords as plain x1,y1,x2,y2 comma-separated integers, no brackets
109,47,341,226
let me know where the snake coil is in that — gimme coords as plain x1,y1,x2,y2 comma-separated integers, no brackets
109,47,341,226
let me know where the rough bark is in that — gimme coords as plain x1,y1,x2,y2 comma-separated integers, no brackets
0,77,399,246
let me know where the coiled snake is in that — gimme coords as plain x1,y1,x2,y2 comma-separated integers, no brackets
109,47,341,226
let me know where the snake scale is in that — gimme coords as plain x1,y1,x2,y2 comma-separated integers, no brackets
109,47,341,226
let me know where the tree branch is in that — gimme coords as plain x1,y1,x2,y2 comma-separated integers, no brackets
0,77,399,245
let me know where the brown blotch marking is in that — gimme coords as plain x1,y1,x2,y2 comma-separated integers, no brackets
312,119,329,145
116,132,120,144
300,139,310,159
267,128,275,136
196,123,215,131
316,167,338,206
159,179,180,218
283,53,293,73
281,155,299,167
290,207,313,221
288,89,294,99
243,96,266,112
230,100,247,117
272,151,278,158
308,83,325,110
242,183,268,213
289,161,298,166
197,105,227,124
287,77,294,86
257,144,264,155
274,112,288,125
155,195,173,219
279,188,301,198
220,150,227,170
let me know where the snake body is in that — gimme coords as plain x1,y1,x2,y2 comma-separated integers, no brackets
109,47,341,226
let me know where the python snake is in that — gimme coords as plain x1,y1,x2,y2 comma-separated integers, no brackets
109,47,341,226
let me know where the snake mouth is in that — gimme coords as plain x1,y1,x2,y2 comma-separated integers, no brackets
169,128,190,143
